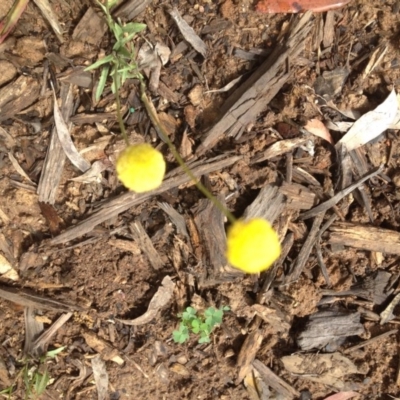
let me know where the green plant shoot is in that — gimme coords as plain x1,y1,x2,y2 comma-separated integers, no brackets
173,306,230,344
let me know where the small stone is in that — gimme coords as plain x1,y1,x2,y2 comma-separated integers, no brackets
392,171,400,187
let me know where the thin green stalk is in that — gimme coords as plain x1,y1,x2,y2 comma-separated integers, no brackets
138,79,236,224
113,63,130,147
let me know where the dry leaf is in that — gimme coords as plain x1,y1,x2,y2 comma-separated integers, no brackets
339,89,399,151
117,276,175,326
304,119,333,144
53,90,91,172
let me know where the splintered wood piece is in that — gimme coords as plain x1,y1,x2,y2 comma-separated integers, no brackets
279,182,316,210
158,202,189,238
83,331,124,365
72,7,107,46
0,75,40,121
114,0,152,19
129,221,163,270
49,155,241,245
0,285,81,312
252,359,299,399
32,0,64,43
329,222,400,255
117,276,175,326
251,137,308,164
169,8,207,57
24,307,44,357
343,329,397,353
285,212,325,283
380,292,400,325
297,309,364,351
281,353,358,390
37,84,74,204
196,12,314,154
194,196,227,279
243,185,285,223
30,312,73,357
300,165,383,220
236,330,264,385
321,270,392,305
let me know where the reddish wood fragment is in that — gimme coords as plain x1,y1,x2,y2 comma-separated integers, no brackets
256,0,351,13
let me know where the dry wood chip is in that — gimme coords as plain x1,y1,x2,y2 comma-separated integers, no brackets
197,12,314,154
252,359,299,399
0,253,18,281
49,155,241,245
129,221,163,270
114,0,152,19
281,353,359,390
323,392,360,400
329,222,400,255
297,309,364,351
24,307,44,357
32,0,64,43
279,181,316,210
338,89,398,151
52,89,91,173
168,8,207,57
158,202,189,238
28,312,72,357
117,276,175,326
251,137,309,164
343,329,397,353
243,185,285,223
91,355,109,400
38,84,74,204
8,153,36,186
380,293,400,325
300,165,383,220
0,285,81,312
72,7,107,46
0,358,11,387
0,76,40,122
236,330,263,385
83,331,124,365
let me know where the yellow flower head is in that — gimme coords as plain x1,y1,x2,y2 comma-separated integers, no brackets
116,143,166,193
226,218,281,274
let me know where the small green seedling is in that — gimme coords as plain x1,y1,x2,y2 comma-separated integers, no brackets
173,306,230,344
84,0,146,102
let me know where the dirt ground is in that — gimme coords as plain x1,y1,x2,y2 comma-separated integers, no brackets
1,0,400,399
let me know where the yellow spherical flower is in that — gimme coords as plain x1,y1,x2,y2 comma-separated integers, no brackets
226,218,281,274
116,143,166,193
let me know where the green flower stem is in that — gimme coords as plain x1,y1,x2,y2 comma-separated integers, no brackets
113,67,130,147
138,79,236,224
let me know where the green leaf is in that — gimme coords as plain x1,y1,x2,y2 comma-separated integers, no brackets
45,346,66,359
34,370,49,395
84,54,114,71
198,333,211,344
122,22,146,34
173,324,189,343
112,23,123,40
95,64,110,102
182,307,197,321
191,319,200,334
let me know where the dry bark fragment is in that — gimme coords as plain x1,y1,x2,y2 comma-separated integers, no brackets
73,7,107,46
196,12,314,154
329,222,400,255
49,156,241,245
252,359,299,399
297,309,365,351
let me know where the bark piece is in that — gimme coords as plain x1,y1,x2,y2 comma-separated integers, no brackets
114,0,152,19
380,292,400,325
73,7,107,46
0,75,40,121
297,309,365,351
117,276,175,326
279,182,316,210
329,222,400,255
83,331,124,365
197,12,314,154
37,84,74,204
236,330,263,385
129,221,163,270
49,155,240,245
243,184,285,223
252,359,299,399
281,353,359,390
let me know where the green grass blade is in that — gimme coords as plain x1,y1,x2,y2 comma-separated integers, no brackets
95,64,110,102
